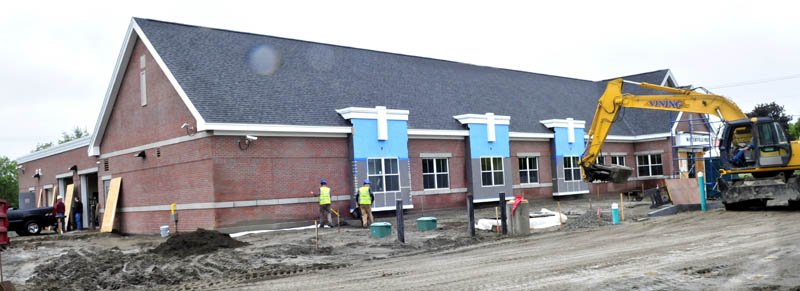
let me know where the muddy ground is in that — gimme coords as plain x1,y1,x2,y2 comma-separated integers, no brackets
5,196,799,290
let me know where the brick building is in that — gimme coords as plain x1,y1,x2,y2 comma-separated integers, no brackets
16,18,709,234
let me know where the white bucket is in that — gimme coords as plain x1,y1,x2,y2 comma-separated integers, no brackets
160,225,170,238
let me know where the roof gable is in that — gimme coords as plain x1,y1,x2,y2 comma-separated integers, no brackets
87,19,205,156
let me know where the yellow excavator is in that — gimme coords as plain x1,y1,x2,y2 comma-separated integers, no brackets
582,78,800,210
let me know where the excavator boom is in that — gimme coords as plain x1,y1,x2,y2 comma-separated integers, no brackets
582,78,747,182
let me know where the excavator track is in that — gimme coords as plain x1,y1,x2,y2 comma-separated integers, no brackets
718,172,800,210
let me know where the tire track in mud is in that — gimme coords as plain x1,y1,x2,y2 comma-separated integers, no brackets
241,210,800,290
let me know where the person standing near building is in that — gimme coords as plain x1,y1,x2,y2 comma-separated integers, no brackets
358,180,375,228
53,196,65,234
317,180,334,228
73,197,83,231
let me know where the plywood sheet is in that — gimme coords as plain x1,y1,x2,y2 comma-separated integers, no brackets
101,178,122,233
64,184,75,228
664,178,701,205
50,184,59,207
36,189,43,208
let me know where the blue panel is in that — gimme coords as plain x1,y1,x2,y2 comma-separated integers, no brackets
552,127,585,158
352,119,409,160
468,124,510,159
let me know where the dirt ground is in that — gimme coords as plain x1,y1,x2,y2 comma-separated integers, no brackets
5,196,800,290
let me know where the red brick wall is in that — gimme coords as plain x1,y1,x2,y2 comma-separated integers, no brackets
412,192,466,211
211,136,351,228
118,209,215,234
18,146,96,206
589,139,674,196
100,39,197,154
408,139,467,191
509,140,554,200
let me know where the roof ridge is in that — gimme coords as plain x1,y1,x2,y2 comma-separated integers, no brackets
133,17,598,84
597,69,670,83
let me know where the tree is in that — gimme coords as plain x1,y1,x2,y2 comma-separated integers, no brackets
0,156,19,209
747,102,793,131
32,126,90,153
789,118,800,141
58,126,89,144
32,142,54,153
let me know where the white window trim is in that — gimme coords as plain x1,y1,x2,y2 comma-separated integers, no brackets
518,156,540,185
480,156,505,187
595,155,605,165
610,155,626,166
563,156,582,182
636,154,663,177
422,158,450,190
367,157,401,194
140,70,147,106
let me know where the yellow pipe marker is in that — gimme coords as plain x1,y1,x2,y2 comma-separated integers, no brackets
171,203,176,214
619,193,625,222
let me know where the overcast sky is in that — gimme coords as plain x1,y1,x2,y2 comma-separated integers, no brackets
2,1,799,160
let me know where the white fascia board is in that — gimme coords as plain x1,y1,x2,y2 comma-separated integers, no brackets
89,18,208,157
335,107,409,120
205,123,351,137
508,132,554,141
453,113,510,125
407,129,469,139
602,132,671,142
661,69,678,86
16,136,91,164
539,119,586,129
88,22,137,157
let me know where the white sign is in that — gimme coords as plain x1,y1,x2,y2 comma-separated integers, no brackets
676,133,710,147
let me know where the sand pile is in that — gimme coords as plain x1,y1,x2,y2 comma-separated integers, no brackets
151,228,248,257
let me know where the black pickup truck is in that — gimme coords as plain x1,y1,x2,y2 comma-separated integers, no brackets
8,207,57,236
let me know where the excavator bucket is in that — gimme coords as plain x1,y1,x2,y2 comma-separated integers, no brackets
584,164,633,184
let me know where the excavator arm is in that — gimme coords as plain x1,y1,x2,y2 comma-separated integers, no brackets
582,78,747,183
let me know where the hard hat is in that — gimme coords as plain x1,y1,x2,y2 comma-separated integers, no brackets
57,196,63,200
363,179,370,184
320,179,327,185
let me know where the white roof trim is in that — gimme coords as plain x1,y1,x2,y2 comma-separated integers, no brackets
661,69,678,87
407,129,469,139
89,18,207,156
508,132,554,140
540,119,586,129
453,113,510,125
604,132,671,142
205,123,352,135
16,136,91,164
335,106,409,120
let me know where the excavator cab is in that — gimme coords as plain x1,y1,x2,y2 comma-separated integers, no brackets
720,118,792,171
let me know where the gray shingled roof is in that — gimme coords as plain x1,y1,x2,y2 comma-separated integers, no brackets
135,18,675,135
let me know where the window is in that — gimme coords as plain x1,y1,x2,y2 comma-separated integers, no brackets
367,158,400,193
610,155,625,166
481,157,504,186
595,155,605,165
563,156,581,182
518,157,539,184
637,154,663,177
422,158,449,189
140,70,147,106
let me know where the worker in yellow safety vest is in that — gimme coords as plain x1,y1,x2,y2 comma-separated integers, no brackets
358,180,375,227
318,180,334,228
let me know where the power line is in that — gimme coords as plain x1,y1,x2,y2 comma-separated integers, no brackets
709,73,800,89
